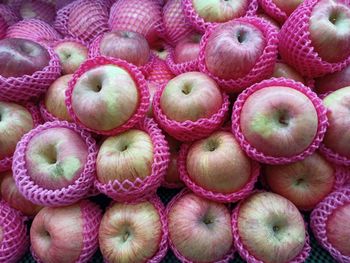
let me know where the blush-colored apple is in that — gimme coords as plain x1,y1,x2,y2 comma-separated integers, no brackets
164,134,183,186
174,32,202,64
272,0,304,16
315,64,350,94
272,62,305,83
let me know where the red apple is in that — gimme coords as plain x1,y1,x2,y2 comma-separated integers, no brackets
309,0,350,63
272,0,304,16
272,62,305,83
99,30,150,67
160,72,223,122
204,21,265,79
0,38,50,78
174,32,202,64
164,134,183,187
315,64,350,94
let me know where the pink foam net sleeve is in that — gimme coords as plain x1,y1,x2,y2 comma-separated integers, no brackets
165,45,199,75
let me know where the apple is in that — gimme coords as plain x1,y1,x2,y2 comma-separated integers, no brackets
0,101,34,161
204,21,265,80
99,199,163,263
272,62,305,83
239,85,319,158
54,40,88,74
272,0,304,16
164,134,183,187
147,58,174,85
19,0,56,24
0,170,42,217
192,0,249,22
309,0,350,63
146,81,158,117
160,72,223,122
236,192,306,263
69,64,141,132
30,200,101,263
96,129,153,184
0,38,50,78
152,42,169,60
99,30,150,67
25,127,88,190
186,131,251,194
174,32,202,64
256,13,280,29
264,152,335,210
315,64,350,94
322,86,350,158
168,191,233,262
44,74,73,122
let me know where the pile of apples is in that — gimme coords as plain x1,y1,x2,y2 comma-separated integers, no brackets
0,0,350,262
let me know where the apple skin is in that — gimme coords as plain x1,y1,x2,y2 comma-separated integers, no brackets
96,129,154,184
0,170,42,216
71,64,139,131
30,203,84,263
99,30,150,67
256,13,280,29
272,0,304,16
174,32,202,64
186,131,251,194
25,127,88,190
54,41,88,75
146,81,158,117
264,152,335,210
204,21,265,80
309,0,350,63
272,62,305,83
323,86,350,157
168,192,233,262
326,203,350,256
160,72,223,122
0,101,34,160
237,192,306,263
192,0,249,22
240,86,318,157
315,65,350,94
99,200,162,263
0,38,50,78
45,74,73,121
164,134,183,186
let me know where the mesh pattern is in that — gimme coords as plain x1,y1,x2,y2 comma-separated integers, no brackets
65,56,150,135
319,143,350,167
147,57,175,85
198,17,279,93
109,0,163,45
258,0,288,23
232,192,312,263
153,84,230,142
232,78,328,164
178,143,260,203
95,118,170,202
0,4,20,26
166,189,236,263
181,0,259,33
0,200,29,263
39,100,64,123
311,188,350,263
165,45,199,75
278,0,350,78
19,1,56,24
12,121,97,207
0,15,6,39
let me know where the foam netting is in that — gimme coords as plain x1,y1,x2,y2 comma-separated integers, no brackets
279,0,350,78
65,56,150,135
31,200,103,263
232,192,311,263
147,57,175,85
181,0,259,33
153,83,230,142
0,46,61,103
12,120,97,207
38,99,65,123
319,141,350,167
231,77,328,165
0,102,42,173
54,0,109,44
109,0,163,46
311,187,350,262
178,143,260,203
162,0,193,45
198,16,279,93
19,1,56,24
103,195,169,263
166,188,236,263
0,15,6,39
0,4,20,26
258,0,289,23
94,117,170,202
0,200,29,263
6,18,62,44
88,33,157,78
48,35,89,50
165,44,199,75
161,159,185,189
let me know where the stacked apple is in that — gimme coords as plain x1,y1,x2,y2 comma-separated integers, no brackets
0,0,350,262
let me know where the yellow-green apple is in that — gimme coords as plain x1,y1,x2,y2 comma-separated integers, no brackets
264,152,335,210
160,72,223,122
99,200,162,263
168,192,233,262
204,21,265,79
96,129,153,183
186,131,251,193
0,38,50,77
152,42,168,60
174,32,202,63
272,62,305,83
272,0,304,16
164,134,183,187
309,0,350,63
54,40,88,74
315,65,350,94
237,192,306,263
